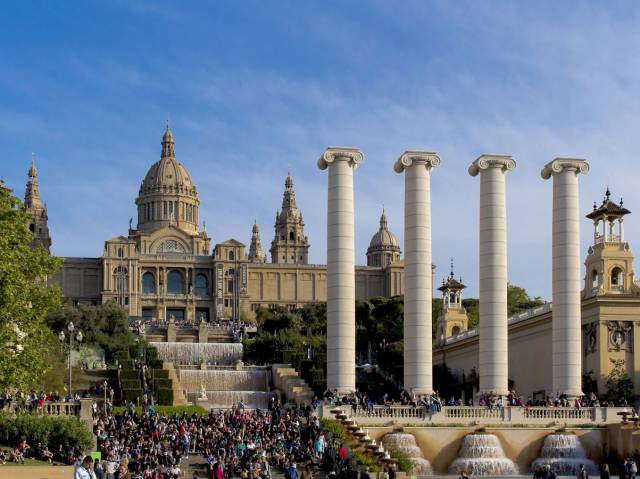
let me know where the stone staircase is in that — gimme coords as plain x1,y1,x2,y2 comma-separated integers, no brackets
164,361,188,406
272,364,314,406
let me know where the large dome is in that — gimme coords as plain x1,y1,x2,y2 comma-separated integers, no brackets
139,127,197,197
135,125,201,235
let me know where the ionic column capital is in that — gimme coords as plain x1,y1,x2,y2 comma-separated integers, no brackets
393,150,440,174
541,158,590,180
318,147,364,171
468,154,516,177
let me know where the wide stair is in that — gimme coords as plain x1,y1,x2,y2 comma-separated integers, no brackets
272,364,314,405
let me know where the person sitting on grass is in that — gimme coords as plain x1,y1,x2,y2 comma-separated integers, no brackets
10,446,25,464
0,449,6,465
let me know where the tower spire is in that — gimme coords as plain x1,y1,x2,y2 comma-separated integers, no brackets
249,220,267,263
25,153,42,210
161,122,175,158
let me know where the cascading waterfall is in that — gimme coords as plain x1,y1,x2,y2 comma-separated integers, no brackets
532,434,598,475
151,342,243,365
186,391,277,409
179,370,268,392
448,433,518,476
381,431,432,475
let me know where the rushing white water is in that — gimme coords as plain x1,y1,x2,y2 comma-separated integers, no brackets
382,431,433,475
532,434,598,475
186,391,277,409
151,342,243,365
448,433,518,476
179,369,268,392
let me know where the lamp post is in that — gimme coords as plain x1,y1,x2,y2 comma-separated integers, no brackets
103,380,108,411
58,322,83,398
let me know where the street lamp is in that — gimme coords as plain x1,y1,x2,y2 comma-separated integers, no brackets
103,380,108,411
58,322,83,399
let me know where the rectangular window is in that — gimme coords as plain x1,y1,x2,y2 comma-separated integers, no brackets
174,201,178,220
151,202,155,220
227,280,234,293
168,201,173,218
163,202,167,219
142,308,153,319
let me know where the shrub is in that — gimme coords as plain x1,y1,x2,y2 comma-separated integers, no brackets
112,405,208,416
114,350,130,364
145,347,159,362
121,379,141,390
153,379,172,390
0,412,93,452
155,388,173,406
147,359,163,369
122,388,143,404
153,369,169,379
120,370,140,381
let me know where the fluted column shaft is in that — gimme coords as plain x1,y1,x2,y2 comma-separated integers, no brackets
469,155,516,396
394,151,440,394
318,147,364,393
542,158,589,397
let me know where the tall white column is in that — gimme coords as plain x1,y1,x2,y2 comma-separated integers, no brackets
318,147,364,393
394,151,440,394
469,155,516,396
541,158,589,398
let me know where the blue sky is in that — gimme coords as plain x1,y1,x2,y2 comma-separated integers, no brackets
2,1,640,299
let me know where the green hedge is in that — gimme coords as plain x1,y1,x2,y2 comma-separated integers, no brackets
122,388,143,404
120,370,140,381
147,359,163,369
154,379,172,390
121,379,141,390
153,369,169,379
155,388,173,406
112,405,208,416
115,350,130,364
146,347,159,362
0,413,93,452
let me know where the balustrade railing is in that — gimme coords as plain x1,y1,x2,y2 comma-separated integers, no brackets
326,405,627,425
1,400,81,416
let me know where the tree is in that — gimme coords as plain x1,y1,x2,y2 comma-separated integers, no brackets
0,186,61,390
46,301,137,362
605,359,633,404
507,284,545,315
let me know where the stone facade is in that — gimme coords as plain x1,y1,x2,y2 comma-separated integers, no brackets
36,127,403,322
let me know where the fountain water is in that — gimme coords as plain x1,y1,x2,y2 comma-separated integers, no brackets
151,342,243,365
179,370,268,392
381,430,432,475
186,390,277,409
532,433,598,475
448,432,518,476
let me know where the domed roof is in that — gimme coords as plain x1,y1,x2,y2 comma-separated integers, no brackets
139,125,197,196
368,209,400,250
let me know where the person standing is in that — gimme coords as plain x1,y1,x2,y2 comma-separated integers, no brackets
75,456,97,479
600,464,610,479
577,464,589,479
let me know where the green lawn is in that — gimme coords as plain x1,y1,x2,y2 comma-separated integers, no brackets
0,445,65,467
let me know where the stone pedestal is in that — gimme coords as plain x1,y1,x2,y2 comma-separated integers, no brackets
318,147,364,393
469,155,516,396
394,151,440,394
542,158,589,397
167,323,176,342
198,322,208,343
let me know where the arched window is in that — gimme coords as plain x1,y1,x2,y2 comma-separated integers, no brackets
113,266,128,292
167,270,184,294
451,326,461,337
195,274,208,296
228,250,235,261
29,224,35,232
611,267,624,287
591,270,599,289
142,272,155,294
289,231,295,240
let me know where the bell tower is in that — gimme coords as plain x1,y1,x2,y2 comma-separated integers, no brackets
583,187,638,297
270,171,310,264
24,157,52,253
436,259,469,344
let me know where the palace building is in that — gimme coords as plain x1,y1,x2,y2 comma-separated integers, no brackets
433,188,640,399
25,126,405,322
